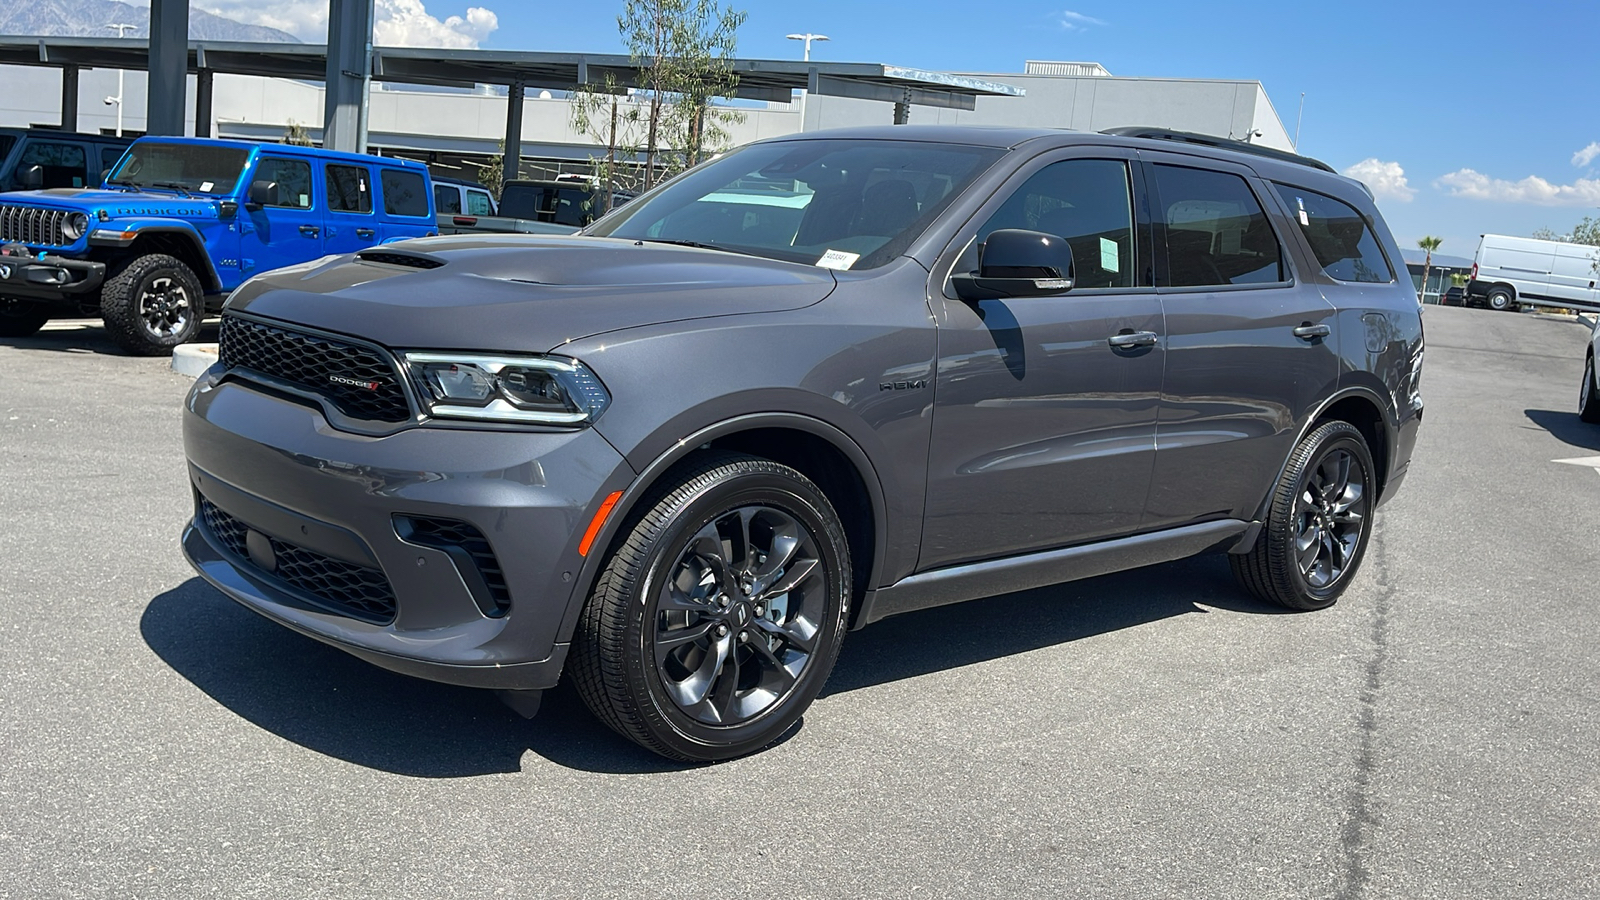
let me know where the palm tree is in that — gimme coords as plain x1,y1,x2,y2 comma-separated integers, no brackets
1417,235,1443,303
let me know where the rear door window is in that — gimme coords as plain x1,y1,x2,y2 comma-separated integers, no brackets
1272,183,1393,283
327,164,373,213
381,169,430,217
434,184,461,214
1152,164,1284,287
21,141,89,188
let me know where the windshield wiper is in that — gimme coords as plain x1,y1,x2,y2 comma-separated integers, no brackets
105,179,140,191
639,238,753,257
150,182,193,197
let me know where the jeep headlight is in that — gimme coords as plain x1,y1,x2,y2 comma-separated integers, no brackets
404,352,610,425
60,213,90,241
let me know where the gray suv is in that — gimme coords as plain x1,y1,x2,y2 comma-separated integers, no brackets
180,126,1424,761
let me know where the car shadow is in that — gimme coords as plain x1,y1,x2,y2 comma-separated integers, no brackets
143,555,1279,778
0,319,218,356
1524,408,1600,452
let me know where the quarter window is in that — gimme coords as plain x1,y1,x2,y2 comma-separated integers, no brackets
327,164,373,213
1273,184,1393,283
1153,165,1283,287
256,158,314,209
381,169,429,217
20,141,88,189
466,190,494,216
968,158,1136,289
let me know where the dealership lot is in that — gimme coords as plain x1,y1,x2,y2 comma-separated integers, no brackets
1,306,1597,898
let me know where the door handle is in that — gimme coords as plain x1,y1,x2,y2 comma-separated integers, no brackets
299,225,321,238
1293,323,1331,340
1108,330,1159,349
355,228,376,239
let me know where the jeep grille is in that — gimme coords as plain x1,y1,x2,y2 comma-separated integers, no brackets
0,205,70,247
218,315,413,425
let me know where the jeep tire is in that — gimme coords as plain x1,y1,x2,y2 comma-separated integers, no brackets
100,253,204,356
0,298,49,338
572,452,851,762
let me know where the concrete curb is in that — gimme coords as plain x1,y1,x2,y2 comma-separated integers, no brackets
172,343,219,378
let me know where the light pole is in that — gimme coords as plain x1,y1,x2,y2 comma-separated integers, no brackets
104,23,136,136
785,33,829,132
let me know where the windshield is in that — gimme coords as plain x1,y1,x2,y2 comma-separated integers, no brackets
588,139,1005,270
108,142,250,194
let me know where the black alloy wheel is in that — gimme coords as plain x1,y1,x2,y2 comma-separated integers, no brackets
0,297,49,338
572,452,851,762
1232,420,1375,610
1580,355,1600,424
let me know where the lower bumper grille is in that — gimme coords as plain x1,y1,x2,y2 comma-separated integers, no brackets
198,496,397,624
395,515,510,617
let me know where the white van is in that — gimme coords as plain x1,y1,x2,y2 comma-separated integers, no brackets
1466,233,1600,311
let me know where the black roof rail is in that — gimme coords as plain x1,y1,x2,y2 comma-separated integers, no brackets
1100,127,1336,174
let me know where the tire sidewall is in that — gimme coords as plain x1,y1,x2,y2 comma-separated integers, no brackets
101,254,203,354
1280,426,1375,607
623,469,850,759
1488,289,1512,311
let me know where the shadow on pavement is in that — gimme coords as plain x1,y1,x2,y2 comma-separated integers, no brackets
0,319,218,356
1524,408,1600,452
143,554,1279,777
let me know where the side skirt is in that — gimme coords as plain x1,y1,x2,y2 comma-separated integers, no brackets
855,519,1250,627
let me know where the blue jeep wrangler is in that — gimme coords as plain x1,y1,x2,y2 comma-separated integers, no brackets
0,137,436,355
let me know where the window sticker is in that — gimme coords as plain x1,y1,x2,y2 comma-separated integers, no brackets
1296,196,1309,226
200,181,214,192
1099,237,1120,273
816,249,860,270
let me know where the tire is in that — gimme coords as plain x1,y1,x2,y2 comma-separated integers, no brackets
1231,421,1376,611
0,298,48,338
99,253,204,356
572,452,852,762
1487,287,1514,312
1580,355,1600,424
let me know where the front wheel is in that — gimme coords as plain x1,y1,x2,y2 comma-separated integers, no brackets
1580,355,1600,424
99,254,204,356
572,452,851,762
1232,421,1376,611
0,298,49,338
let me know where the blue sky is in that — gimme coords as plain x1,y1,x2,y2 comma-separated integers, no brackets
210,0,1600,258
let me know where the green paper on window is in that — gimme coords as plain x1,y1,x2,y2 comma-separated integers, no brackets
1100,237,1119,273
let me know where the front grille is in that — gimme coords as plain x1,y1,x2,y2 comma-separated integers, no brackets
395,516,510,616
199,496,398,624
0,205,69,247
219,316,411,424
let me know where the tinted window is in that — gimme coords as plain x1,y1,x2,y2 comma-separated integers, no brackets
970,158,1135,289
256,158,313,209
100,146,124,174
434,184,461,214
466,190,493,216
381,169,429,217
327,164,373,213
110,142,249,194
591,140,1003,270
1153,165,1283,287
21,141,88,188
0,135,16,162
1273,183,1393,283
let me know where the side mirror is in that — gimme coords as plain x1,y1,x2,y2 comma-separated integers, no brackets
952,229,1075,301
246,179,278,210
18,165,43,190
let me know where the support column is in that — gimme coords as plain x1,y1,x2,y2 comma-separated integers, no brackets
324,0,375,152
60,65,79,132
503,81,525,188
194,68,213,138
893,87,910,125
146,0,189,136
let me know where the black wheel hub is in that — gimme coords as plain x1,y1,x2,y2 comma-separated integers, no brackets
1294,448,1367,590
653,504,825,726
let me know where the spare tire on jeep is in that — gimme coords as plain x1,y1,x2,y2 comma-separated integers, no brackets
99,253,204,356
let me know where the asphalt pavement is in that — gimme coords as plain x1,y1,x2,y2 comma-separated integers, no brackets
1,307,1597,899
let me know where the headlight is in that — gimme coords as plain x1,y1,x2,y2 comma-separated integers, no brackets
404,352,610,425
60,213,90,241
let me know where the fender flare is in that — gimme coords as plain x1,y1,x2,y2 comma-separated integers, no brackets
551,411,892,646
123,224,223,291
1250,383,1399,522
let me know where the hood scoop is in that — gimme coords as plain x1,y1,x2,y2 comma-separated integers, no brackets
356,248,446,270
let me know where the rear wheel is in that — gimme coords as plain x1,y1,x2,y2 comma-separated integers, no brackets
572,452,851,761
0,298,48,338
99,253,204,356
1232,421,1375,611
1580,355,1600,424
1487,287,1514,311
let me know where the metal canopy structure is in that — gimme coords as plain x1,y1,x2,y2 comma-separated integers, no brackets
0,35,1024,179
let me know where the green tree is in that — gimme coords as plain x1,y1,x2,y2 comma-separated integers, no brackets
1417,235,1442,302
283,120,314,147
473,140,507,200
571,74,648,212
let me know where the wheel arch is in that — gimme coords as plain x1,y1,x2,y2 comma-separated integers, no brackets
122,227,221,292
1254,386,1396,521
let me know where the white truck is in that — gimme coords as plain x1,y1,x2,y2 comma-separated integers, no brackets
1466,233,1600,312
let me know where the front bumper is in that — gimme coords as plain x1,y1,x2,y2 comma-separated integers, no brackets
181,369,635,691
0,253,105,305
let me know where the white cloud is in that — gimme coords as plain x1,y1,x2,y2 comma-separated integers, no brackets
1059,10,1108,31
1342,158,1415,203
171,0,499,48
1573,142,1600,168
1434,168,1600,207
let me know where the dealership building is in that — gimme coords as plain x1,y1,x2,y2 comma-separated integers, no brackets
0,45,1295,182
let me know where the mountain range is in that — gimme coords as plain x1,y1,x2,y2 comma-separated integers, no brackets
0,0,299,43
